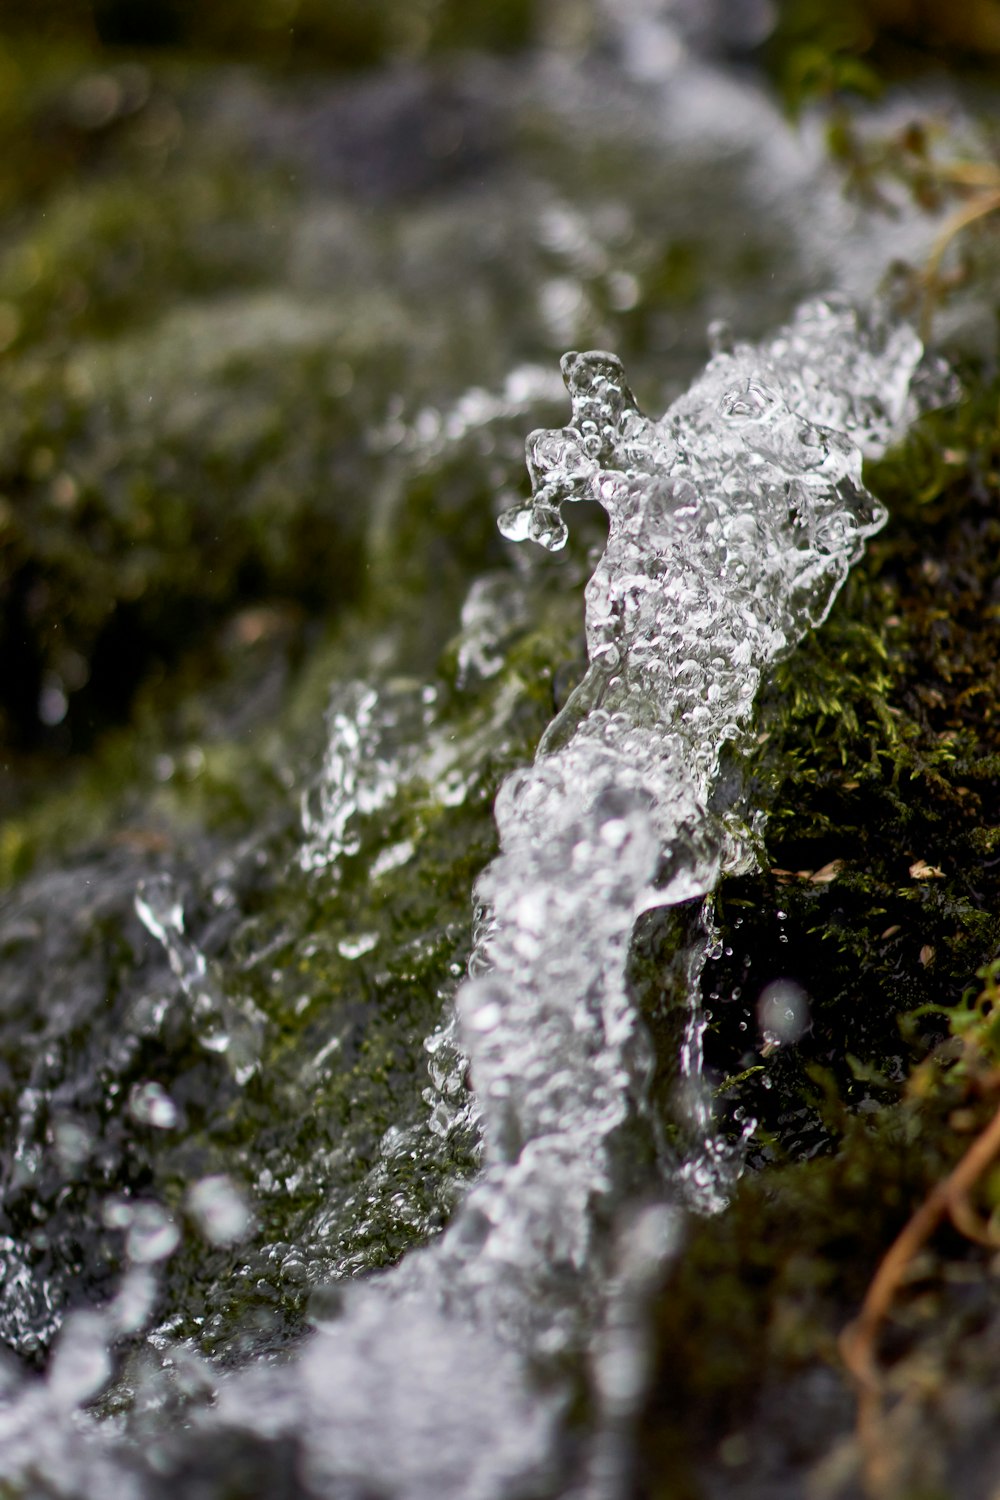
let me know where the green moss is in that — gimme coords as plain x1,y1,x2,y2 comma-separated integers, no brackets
761,0,1000,112
631,363,1000,1495
0,478,590,1359
133,591,583,1352
0,166,294,351
649,379,1000,1162
2,10,999,1471
0,0,539,71
0,311,383,751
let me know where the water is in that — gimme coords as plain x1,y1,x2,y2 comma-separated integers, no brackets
135,874,267,1085
0,294,941,1498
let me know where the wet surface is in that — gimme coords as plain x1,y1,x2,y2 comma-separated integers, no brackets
1,7,999,1498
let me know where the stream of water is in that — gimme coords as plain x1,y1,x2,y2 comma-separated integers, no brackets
0,292,945,1499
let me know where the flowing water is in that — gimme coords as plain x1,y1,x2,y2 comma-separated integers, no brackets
4,3,988,1490
0,291,944,1498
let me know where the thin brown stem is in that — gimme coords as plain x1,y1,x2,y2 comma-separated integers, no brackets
920,189,1000,339
839,1099,1000,1496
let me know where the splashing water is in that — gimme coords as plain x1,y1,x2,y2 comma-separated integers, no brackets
299,681,427,873
483,296,930,1209
497,301,916,886
300,673,517,879
135,874,267,1085
0,298,943,1499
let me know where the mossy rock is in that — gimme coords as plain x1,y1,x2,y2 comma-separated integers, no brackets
633,371,1000,1496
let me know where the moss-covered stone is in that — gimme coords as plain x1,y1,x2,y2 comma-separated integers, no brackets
3,9,1000,1491
633,369,1000,1496
678,382,1000,1151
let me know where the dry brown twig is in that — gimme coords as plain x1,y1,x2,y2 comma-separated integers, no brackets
839,1094,1000,1497
919,173,1000,340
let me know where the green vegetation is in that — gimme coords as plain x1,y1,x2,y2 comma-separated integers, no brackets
2,3,1000,1491
632,375,1000,1494
2,0,539,71
762,0,1000,112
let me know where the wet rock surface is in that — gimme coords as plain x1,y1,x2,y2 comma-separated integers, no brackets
2,5,1000,1498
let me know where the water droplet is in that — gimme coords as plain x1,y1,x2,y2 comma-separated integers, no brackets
129,1082,178,1129
756,979,810,1046
187,1176,250,1247
125,1203,180,1264
47,1312,112,1408
337,932,379,960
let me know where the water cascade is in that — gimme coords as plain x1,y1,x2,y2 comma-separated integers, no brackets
0,297,940,1498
